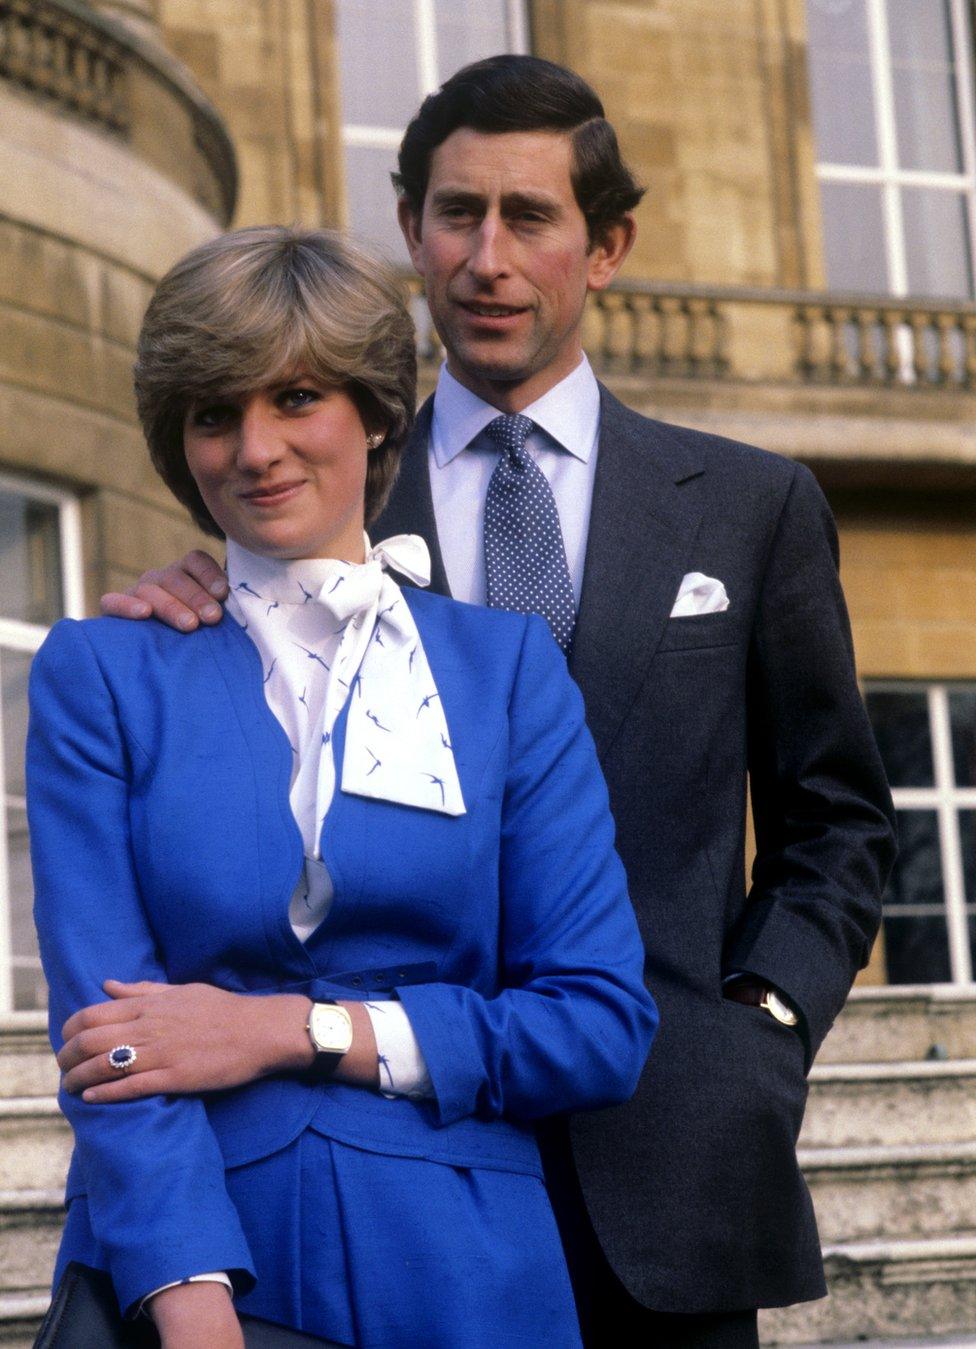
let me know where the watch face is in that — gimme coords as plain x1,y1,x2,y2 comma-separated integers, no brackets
309,1002,354,1055
763,989,799,1027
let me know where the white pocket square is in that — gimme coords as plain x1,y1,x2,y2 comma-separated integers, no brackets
670,572,729,618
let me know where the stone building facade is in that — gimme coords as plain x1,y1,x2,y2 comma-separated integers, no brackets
2,0,975,1000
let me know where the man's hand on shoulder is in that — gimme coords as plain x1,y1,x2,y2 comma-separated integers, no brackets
100,550,228,631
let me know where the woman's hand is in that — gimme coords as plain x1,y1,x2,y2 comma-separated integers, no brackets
148,1281,244,1349
58,980,315,1102
58,980,379,1101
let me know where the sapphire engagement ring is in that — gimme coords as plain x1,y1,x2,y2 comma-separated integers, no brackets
107,1045,137,1073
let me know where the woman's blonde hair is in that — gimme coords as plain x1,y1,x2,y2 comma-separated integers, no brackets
134,226,417,533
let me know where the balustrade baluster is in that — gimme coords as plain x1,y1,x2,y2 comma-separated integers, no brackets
829,307,850,382
935,313,959,385
855,308,877,381
962,315,976,390
910,313,930,384
879,311,901,384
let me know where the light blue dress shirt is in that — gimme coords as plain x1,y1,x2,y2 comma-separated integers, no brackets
429,356,601,606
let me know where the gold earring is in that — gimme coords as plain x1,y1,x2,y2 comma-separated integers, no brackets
366,432,383,450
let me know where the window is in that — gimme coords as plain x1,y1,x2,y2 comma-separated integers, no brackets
864,682,976,984
807,0,976,299
336,0,528,264
0,475,83,1012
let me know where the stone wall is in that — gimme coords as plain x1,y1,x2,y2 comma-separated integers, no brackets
0,1,235,604
531,0,826,290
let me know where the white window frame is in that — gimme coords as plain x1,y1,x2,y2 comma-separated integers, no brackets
868,680,976,985
814,0,976,299
0,472,84,1014
341,0,530,197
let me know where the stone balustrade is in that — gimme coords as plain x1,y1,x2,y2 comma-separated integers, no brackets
0,0,128,132
405,275,976,391
0,0,236,224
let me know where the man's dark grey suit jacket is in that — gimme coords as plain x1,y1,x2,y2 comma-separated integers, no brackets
374,386,896,1313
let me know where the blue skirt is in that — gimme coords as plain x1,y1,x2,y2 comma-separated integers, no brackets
60,1128,582,1348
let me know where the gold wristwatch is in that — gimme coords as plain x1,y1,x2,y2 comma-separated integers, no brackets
306,1000,354,1080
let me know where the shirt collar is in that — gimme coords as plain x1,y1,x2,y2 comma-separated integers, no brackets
430,356,600,468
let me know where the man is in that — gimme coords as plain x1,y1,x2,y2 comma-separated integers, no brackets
104,56,895,1349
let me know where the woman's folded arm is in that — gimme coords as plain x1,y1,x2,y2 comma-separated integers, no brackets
398,615,658,1126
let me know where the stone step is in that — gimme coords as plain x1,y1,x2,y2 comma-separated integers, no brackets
800,1141,976,1244
0,1190,61,1297
0,1292,48,1349
820,986,976,1065
0,1017,58,1099
774,1337,976,1348
760,1234,976,1345
0,1099,70,1192
801,1060,976,1149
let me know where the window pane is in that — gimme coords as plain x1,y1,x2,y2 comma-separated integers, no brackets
902,188,973,300
950,691,976,787
807,0,879,166
337,0,420,128
888,0,962,172
961,807,976,896
1,649,31,800
436,0,511,83
882,809,950,983
7,805,43,1011
864,689,933,787
883,913,952,983
818,181,889,293
0,491,63,625
345,144,410,265
886,809,943,907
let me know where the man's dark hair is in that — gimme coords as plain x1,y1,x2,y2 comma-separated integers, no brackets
393,55,645,244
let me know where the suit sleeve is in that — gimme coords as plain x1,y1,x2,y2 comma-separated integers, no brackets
398,615,658,1127
27,619,256,1313
727,464,897,1060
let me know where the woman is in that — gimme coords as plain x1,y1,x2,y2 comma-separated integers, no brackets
28,226,657,1348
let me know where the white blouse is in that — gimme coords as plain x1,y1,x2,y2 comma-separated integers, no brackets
225,534,457,1098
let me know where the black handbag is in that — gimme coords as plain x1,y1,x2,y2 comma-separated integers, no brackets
33,1262,345,1348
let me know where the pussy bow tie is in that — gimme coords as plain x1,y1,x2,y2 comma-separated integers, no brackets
227,533,466,834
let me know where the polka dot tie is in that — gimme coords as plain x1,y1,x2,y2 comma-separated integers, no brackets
483,414,577,654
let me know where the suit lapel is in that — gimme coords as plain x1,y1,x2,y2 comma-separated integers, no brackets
570,387,706,759
374,398,452,597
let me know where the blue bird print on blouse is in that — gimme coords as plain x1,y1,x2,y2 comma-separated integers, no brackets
263,657,277,685
441,733,452,750
298,687,310,714
408,645,418,673
377,1054,394,1092
366,710,391,732
421,772,446,806
293,641,330,670
417,692,440,716
373,627,385,647
266,600,280,616
327,575,345,595
297,580,314,604
378,601,398,619
321,731,331,746
236,581,262,599
365,748,381,776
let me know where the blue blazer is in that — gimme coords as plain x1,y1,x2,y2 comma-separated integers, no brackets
27,588,657,1315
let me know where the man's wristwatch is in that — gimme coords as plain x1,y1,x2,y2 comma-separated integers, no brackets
306,1000,354,1079
724,978,799,1027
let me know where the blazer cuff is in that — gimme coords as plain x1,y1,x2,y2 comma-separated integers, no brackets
135,1272,233,1319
